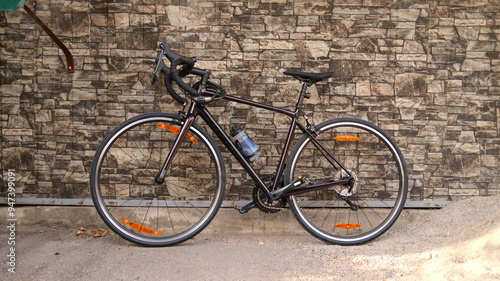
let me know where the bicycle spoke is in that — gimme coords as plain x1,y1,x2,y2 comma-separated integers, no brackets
171,198,191,227
165,182,207,214
319,206,333,229
164,198,175,234
141,199,153,228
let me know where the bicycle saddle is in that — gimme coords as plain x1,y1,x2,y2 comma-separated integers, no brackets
284,71,333,84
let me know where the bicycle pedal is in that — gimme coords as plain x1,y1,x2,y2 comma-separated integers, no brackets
236,201,256,214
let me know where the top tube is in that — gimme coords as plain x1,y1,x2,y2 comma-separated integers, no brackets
223,95,298,119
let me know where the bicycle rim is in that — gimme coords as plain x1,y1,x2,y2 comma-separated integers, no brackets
90,113,225,246
286,118,408,245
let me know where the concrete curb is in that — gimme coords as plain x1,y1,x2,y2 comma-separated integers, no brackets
0,206,308,235
1,205,427,237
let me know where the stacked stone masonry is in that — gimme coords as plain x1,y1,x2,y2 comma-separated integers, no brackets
1,0,499,201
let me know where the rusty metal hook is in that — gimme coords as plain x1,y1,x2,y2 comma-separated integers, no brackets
23,4,74,73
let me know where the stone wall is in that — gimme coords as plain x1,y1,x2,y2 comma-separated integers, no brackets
1,0,499,202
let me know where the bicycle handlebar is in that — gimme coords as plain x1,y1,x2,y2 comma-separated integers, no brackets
160,42,199,98
152,42,223,104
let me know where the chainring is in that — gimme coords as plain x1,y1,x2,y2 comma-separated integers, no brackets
252,174,285,213
252,186,285,213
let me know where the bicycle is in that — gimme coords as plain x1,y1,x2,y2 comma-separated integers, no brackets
90,42,408,247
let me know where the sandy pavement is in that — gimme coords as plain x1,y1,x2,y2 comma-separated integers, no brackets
1,195,499,280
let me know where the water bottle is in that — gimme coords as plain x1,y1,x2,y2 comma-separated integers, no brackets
231,127,260,162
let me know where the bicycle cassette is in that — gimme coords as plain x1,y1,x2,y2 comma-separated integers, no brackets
334,169,359,197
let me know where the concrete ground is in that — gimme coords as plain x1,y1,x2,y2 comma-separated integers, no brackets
1,197,499,280
0,205,422,280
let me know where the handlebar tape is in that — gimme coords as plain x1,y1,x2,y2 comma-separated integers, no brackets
170,57,198,97
161,68,187,105
160,43,199,97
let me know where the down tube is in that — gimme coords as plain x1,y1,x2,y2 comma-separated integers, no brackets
197,104,270,196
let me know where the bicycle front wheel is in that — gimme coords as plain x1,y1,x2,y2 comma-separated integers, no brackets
90,113,225,246
285,118,408,245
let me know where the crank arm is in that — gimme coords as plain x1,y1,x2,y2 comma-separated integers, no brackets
269,178,305,200
236,201,256,214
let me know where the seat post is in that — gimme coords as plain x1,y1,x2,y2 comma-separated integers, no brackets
295,82,309,110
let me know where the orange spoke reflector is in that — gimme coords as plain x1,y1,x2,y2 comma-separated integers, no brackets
156,123,198,143
334,223,362,229
121,217,163,236
333,135,360,142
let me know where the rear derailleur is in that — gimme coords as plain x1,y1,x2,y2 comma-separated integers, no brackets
334,169,360,211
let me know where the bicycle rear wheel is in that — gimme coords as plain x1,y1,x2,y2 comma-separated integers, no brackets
90,113,225,246
285,118,407,245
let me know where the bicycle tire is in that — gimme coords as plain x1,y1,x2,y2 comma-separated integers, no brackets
285,118,408,245
90,113,225,246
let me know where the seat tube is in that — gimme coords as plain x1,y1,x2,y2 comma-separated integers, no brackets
271,117,298,190
155,103,198,184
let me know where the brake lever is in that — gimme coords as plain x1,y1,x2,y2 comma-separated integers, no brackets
150,49,166,86
150,73,159,87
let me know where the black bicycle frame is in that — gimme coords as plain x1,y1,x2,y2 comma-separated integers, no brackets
157,84,351,200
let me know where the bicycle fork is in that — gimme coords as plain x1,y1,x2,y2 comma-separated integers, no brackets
155,105,198,184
